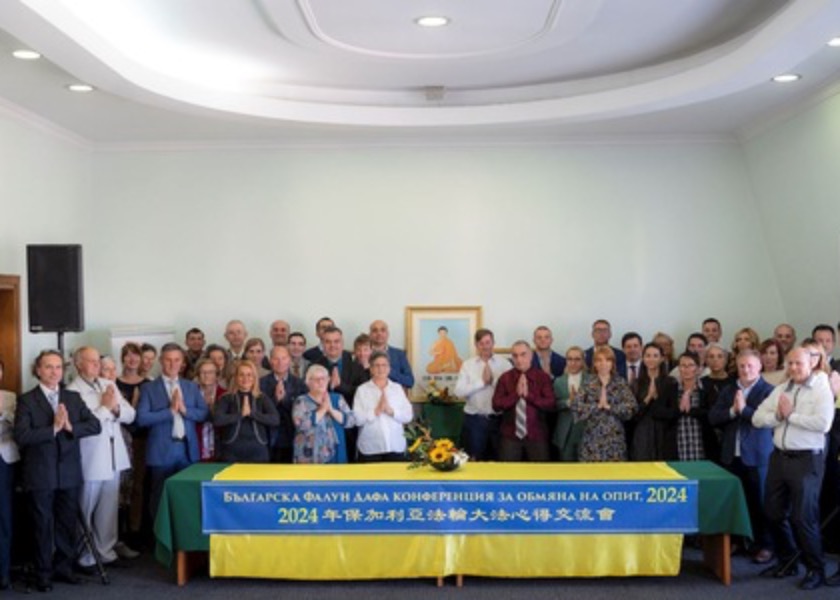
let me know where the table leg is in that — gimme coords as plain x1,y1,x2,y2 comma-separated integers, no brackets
456,574,464,587
176,551,208,586
436,577,444,587
700,533,731,585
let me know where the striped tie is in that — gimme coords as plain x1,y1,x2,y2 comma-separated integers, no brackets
515,398,528,440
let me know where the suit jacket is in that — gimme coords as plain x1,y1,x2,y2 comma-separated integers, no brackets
384,346,415,388
315,352,368,407
260,372,307,448
585,346,628,379
531,351,567,379
13,386,101,491
303,345,324,363
708,377,775,467
136,376,208,467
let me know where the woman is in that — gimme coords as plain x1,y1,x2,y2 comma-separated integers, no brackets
630,343,679,461
759,338,787,385
100,355,118,381
195,358,225,462
728,327,761,375
652,332,676,371
0,359,19,590
353,352,413,462
117,342,146,408
572,347,637,462
675,352,716,461
552,346,590,461
214,360,279,463
293,364,355,464
701,343,734,416
243,338,270,378
205,344,230,389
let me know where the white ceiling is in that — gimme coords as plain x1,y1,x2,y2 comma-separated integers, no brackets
1,0,840,146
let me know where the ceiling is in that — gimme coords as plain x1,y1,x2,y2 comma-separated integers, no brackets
1,0,840,147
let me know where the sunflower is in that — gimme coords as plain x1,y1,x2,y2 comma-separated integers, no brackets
408,437,424,454
428,447,450,463
434,439,454,451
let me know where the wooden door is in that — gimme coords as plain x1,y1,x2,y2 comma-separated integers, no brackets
0,275,22,394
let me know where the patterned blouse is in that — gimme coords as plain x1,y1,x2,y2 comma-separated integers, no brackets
676,380,705,461
292,392,355,464
571,375,637,462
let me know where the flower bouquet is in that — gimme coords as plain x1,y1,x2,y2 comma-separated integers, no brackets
405,420,469,472
426,380,455,405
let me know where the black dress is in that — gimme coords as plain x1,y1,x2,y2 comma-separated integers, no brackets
630,376,679,461
214,392,280,463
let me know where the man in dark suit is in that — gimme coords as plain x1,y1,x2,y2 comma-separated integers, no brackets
708,349,776,564
584,319,627,378
369,320,415,389
303,316,335,362
136,343,208,528
13,350,101,591
260,345,307,463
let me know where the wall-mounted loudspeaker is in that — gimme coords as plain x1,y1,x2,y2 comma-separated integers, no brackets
26,244,84,332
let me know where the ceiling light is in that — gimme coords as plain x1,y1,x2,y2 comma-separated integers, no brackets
12,49,41,60
772,74,800,83
415,16,449,27
67,83,95,93
828,37,840,47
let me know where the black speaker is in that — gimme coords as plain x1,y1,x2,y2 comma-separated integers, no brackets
27,244,84,332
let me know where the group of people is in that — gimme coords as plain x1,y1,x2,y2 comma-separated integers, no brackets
1,315,839,591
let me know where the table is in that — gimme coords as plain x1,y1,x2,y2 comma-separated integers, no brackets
154,461,750,586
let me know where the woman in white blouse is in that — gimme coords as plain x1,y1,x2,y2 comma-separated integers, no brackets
0,359,19,590
353,352,413,462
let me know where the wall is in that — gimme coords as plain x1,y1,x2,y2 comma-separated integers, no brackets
743,90,840,336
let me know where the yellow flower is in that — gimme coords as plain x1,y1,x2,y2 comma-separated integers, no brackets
434,439,454,451
408,437,423,453
429,448,449,463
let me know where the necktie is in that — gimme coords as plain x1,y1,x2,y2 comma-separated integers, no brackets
48,391,59,412
629,364,637,384
515,397,528,440
169,379,186,440
292,363,301,379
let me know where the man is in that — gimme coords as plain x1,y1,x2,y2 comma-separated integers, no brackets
752,347,834,590
621,332,643,387
492,341,555,461
136,343,208,527
260,345,306,463
13,350,101,591
224,320,248,360
455,329,512,461
774,324,797,356
66,347,136,571
530,326,566,379
288,332,310,379
303,317,335,362
812,324,839,372
369,320,415,388
183,327,206,379
584,319,627,378
269,320,291,348
702,318,723,344
139,343,157,379
708,350,776,564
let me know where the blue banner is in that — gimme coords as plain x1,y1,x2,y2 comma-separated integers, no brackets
202,479,698,535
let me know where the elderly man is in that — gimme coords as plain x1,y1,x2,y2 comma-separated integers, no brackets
262,320,292,371
224,320,248,360
14,351,101,591
455,329,512,461
709,350,776,564
492,341,555,462
774,324,797,356
584,319,627,378
67,346,136,571
702,318,723,344
260,345,306,463
137,343,208,527
530,326,566,379
369,320,415,389
753,347,834,590
303,317,335,362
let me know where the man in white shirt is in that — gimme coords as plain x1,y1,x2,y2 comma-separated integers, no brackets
454,328,512,460
752,347,834,590
67,347,136,570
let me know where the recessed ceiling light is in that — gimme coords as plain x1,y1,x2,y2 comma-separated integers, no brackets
772,74,801,83
828,37,840,47
67,83,95,93
415,16,449,27
12,49,41,60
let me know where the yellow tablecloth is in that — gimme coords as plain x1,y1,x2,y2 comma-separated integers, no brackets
210,462,686,580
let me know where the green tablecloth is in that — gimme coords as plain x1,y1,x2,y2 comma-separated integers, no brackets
154,460,751,568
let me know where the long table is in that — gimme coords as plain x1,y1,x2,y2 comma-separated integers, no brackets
154,461,751,586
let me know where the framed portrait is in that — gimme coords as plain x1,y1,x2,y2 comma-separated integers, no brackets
405,305,483,400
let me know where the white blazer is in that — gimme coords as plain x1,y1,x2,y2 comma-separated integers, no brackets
0,390,20,464
67,377,136,481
